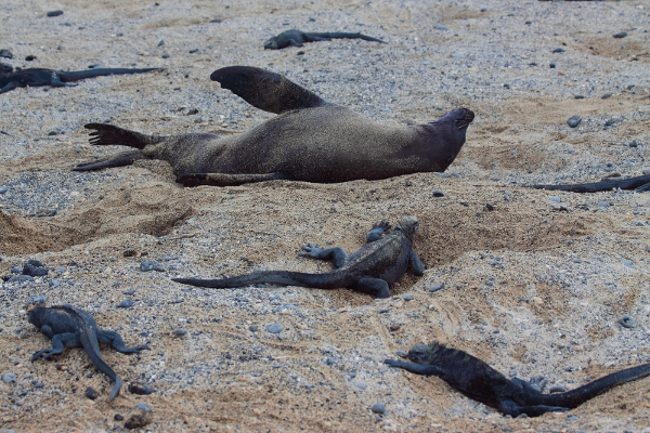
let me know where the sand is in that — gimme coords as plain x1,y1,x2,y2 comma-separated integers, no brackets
1,0,649,431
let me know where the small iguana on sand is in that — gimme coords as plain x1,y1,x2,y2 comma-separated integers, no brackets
264,29,386,49
173,216,424,299
0,67,161,94
29,304,150,401
384,342,650,417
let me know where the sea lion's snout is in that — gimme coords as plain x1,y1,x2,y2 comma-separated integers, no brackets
455,108,475,130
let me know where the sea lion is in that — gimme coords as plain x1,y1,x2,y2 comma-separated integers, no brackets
75,66,474,187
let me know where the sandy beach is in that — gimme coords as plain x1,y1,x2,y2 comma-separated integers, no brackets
1,0,649,431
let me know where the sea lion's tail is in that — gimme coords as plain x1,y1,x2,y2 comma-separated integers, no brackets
84,123,163,149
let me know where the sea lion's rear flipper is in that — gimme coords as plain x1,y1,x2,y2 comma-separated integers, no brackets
210,66,327,114
176,171,294,187
73,151,144,171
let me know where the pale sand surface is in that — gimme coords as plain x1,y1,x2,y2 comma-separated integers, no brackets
1,0,650,431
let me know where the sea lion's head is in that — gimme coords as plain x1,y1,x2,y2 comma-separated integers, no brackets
420,108,475,172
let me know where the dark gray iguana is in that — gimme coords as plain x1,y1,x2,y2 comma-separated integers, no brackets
172,216,424,299
384,342,650,417
0,67,162,94
264,29,386,49
28,304,150,401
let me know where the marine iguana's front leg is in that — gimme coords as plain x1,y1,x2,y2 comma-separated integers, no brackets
176,172,294,187
0,81,17,94
97,330,150,354
31,331,81,361
366,221,391,242
409,251,425,276
383,359,444,375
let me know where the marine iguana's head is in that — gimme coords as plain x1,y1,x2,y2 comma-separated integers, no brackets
27,307,47,328
396,215,419,240
263,37,280,50
407,342,444,364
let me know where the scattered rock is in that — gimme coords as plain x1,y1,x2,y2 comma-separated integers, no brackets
432,190,445,197
172,329,187,337
612,31,628,39
118,299,134,309
371,402,386,414
618,315,637,329
84,387,99,400
140,261,164,272
23,259,49,277
124,403,153,429
249,325,259,332
46,10,64,17
267,323,283,334
567,115,582,128
2,372,16,383
129,382,155,395
0,49,13,59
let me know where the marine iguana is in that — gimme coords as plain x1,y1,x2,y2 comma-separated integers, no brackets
264,29,386,49
531,173,650,193
172,216,424,299
384,342,650,417
0,67,161,94
75,65,474,187
28,304,150,401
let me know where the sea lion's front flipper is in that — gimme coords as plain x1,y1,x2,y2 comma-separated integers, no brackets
73,151,144,171
85,123,163,150
210,66,327,114
176,171,294,187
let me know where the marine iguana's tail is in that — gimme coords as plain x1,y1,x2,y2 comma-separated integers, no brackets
73,124,166,171
530,362,650,409
58,67,163,82
311,32,386,44
172,270,354,291
76,313,123,401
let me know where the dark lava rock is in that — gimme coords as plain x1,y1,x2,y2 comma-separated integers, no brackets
567,115,582,128
618,315,637,329
118,299,134,309
84,386,99,400
0,62,12,73
371,402,386,414
46,10,64,17
612,31,628,39
23,259,49,277
0,49,13,59
139,261,164,272
129,382,155,395
124,403,153,429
